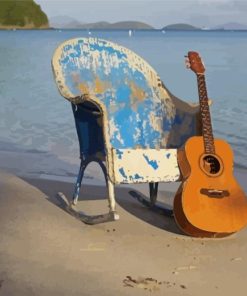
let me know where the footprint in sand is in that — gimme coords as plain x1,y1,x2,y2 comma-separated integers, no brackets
123,276,162,292
123,276,187,292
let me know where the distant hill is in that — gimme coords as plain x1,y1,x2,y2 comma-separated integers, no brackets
162,23,201,30
212,22,247,30
49,15,84,29
108,21,154,30
0,0,49,29
76,21,112,29
50,18,154,30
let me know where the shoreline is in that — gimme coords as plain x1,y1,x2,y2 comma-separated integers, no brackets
0,148,246,213
1,28,247,32
0,147,246,191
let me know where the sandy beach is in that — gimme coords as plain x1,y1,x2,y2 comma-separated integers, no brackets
0,168,247,296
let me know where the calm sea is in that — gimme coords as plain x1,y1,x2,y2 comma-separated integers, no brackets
0,30,247,179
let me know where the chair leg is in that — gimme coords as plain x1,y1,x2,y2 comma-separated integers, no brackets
60,157,119,224
128,181,173,217
97,159,119,220
106,178,119,220
72,160,87,205
149,182,159,206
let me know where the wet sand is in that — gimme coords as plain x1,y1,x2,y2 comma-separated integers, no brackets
0,169,247,296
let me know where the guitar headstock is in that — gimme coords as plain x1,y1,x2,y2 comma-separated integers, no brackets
185,51,205,75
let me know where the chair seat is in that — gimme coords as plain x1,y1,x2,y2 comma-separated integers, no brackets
111,148,180,184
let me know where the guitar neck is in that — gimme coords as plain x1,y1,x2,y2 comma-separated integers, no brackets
197,74,215,154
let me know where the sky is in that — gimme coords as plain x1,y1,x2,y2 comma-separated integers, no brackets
35,0,247,28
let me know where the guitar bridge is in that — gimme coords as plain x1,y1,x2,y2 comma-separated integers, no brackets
200,188,230,198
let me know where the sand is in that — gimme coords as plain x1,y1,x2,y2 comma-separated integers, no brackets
0,169,247,296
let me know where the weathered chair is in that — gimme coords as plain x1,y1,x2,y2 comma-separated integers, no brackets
52,37,201,224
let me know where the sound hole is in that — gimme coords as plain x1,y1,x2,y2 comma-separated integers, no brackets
202,155,221,175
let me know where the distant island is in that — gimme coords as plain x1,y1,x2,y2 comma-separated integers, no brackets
162,23,201,30
1,5,247,32
0,0,49,29
49,18,154,30
83,21,153,30
49,18,247,31
49,19,206,31
212,22,247,30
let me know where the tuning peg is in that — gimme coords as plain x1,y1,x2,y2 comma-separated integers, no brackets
185,60,191,69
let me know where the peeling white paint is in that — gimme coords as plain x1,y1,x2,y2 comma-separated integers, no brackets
112,148,180,184
109,118,124,145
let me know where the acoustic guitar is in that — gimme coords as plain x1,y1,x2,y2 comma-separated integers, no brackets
173,51,247,237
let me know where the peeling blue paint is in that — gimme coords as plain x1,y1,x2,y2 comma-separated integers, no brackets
89,42,127,59
119,167,128,179
55,38,200,152
143,154,159,170
134,173,144,180
115,149,123,159
129,173,144,181
64,44,72,51
116,84,131,103
58,38,169,151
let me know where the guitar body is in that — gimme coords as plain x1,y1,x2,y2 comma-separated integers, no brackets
174,136,247,234
174,183,234,237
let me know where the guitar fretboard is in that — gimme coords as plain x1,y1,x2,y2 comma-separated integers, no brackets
197,74,215,154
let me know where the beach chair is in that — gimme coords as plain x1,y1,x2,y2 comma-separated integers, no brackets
52,37,202,224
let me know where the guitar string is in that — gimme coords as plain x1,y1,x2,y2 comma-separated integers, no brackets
197,74,215,155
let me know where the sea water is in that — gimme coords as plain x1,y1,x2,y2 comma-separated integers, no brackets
0,30,247,180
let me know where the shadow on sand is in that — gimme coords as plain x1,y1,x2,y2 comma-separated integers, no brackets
23,177,182,235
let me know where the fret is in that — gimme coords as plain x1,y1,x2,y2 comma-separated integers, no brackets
197,74,215,154
186,51,215,155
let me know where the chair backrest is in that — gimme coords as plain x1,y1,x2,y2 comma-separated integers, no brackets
71,102,105,159
52,37,201,151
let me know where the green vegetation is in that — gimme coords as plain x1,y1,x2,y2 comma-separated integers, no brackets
0,0,49,28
